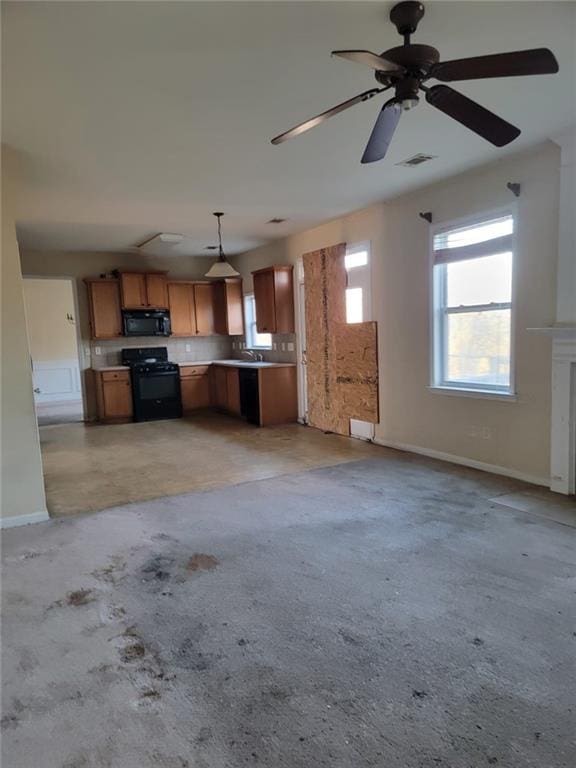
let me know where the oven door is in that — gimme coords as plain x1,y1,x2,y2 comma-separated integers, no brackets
132,371,182,422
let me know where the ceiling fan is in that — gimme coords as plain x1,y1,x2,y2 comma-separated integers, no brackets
271,1,559,163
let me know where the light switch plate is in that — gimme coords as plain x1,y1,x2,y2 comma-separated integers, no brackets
94,346,101,355
287,342,295,352
185,344,192,352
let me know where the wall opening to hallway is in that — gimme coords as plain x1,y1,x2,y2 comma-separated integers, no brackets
23,277,85,427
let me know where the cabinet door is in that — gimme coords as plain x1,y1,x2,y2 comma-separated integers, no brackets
88,281,122,339
120,273,147,309
212,282,228,335
102,378,133,419
146,274,169,308
168,283,195,336
181,375,211,411
212,366,228,409
226,368,241,414
194,284,216,335
226,280,244,335
253,270,276,333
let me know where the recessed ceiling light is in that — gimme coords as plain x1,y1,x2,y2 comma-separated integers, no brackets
395,153,437,167
268,218,287,224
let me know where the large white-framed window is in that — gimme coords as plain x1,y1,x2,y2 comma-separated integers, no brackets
345,242,371,324
244,293,272,349
431,210,515,396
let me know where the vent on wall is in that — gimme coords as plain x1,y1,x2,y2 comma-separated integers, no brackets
395,153,437,167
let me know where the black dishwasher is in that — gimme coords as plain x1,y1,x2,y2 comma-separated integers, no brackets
239,368,260,425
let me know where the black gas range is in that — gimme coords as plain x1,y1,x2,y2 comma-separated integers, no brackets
121,347,182,423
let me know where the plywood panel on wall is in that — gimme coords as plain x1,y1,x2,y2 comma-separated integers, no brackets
333,321,379,424
303,243,350,436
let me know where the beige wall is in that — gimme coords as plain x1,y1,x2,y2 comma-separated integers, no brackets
232,142,559,483
23,278,78,362
1,156,47,523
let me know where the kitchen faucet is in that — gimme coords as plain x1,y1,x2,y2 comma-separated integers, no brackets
243,350,264,362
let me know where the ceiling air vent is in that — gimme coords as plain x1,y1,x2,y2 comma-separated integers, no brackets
395,153,437,168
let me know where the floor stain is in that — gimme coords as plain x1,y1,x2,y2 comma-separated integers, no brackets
187,553,219,573
65,588,96,607
92,556,127,584
141,554,175,583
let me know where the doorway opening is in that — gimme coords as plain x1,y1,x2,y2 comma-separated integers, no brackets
23,277,84,427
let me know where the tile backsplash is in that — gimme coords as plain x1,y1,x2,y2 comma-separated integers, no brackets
90,336,234,368
230,334,298,364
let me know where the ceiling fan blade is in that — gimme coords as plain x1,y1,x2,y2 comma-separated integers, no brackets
426,85,520,147
432,48,558,82
361,100,402,164
332,50,405,75
271,88,384,145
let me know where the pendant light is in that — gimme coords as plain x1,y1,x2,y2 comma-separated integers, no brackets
205,212,240,278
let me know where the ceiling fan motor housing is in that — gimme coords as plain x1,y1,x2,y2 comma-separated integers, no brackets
390,1,426,36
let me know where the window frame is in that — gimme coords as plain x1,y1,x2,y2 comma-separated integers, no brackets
429,206,517,399
345,241,372,324
244,292,272,350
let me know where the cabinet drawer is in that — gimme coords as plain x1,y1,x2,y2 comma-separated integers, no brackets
101,370,130,382
180,365,210,378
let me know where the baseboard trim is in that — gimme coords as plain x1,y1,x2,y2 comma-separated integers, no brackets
372,438,550,488
1,510,51,529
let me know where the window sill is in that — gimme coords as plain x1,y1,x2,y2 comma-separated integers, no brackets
429,386,517,402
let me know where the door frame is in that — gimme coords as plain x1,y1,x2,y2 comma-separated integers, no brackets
22,274,87,421
295,257,308,423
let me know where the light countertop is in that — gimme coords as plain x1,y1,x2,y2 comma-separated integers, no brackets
94,360,296,372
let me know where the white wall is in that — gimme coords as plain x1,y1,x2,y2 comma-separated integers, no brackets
233,142,560,484
1,153,48,526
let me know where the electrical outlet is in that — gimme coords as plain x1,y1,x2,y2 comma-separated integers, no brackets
94,346,101,356
185,344,192,352
287,342,295,352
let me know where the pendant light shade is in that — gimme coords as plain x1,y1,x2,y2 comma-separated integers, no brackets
205,212,240,278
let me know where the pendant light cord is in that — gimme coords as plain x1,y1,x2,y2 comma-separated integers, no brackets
214,212,225,262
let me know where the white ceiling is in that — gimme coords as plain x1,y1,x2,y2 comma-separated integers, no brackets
3,1,575,255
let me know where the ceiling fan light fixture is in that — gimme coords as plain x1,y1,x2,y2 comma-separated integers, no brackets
205,212,239,279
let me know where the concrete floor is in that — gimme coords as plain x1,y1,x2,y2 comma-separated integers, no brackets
36,399,84,427
2,449,575,768
39,414,376,516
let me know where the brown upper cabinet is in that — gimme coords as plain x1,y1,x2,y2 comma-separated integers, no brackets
119,271,168,310
167,282,196,337
213,278,244,336
85,279,122,339
252,266,294,334
194,283,216,336
167,281,216,337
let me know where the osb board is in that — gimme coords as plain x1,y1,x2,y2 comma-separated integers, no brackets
333,321,379,424
303,243,350,436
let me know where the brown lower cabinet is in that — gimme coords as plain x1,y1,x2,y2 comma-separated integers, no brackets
94,363,297,426
94,369,133,423
180,365,211,412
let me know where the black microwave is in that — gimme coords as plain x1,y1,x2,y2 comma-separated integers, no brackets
122,310,171,337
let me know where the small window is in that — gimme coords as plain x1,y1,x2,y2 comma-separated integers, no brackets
432,212,514,394
244,293,272,349
345,244,371,324
345,250,368,270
